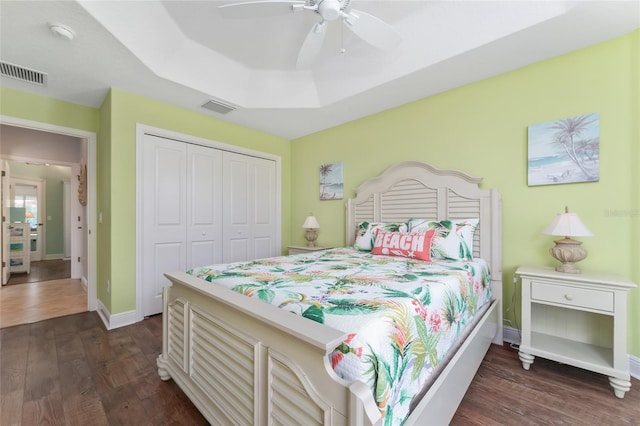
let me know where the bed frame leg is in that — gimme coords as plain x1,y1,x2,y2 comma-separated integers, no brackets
157,354,171,381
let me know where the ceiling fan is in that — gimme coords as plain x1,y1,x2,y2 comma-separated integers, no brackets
218,0,402,68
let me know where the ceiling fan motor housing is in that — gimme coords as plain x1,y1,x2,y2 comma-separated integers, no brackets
317,0,342,21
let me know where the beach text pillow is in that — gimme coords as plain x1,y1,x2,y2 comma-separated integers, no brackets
371,230,435,261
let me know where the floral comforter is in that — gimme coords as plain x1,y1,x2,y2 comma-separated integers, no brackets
188,247,492,425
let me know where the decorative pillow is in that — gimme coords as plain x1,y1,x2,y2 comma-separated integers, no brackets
353,221,408,251
408,218,479,260
371,230,435,261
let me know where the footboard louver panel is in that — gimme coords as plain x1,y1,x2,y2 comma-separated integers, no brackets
268,350,329,425
190,307,259,425
167,299,187,370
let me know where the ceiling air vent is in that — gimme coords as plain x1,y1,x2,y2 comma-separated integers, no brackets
0,61,48,86
201,98,237,114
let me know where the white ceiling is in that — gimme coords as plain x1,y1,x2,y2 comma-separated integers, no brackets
1,1,638,140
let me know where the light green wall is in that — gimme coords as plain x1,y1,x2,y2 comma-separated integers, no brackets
291,31,640,358
105,89,292,313
0,87,98,132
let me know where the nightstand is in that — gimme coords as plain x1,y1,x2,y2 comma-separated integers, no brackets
516,265,636,398
287,245,331,255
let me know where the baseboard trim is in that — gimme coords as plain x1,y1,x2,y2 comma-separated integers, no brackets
503,325,639,380
629,354,640,380
96,299,138,330
43,253,65,261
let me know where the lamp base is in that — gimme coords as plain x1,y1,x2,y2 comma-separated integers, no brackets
549,237,587,274
305,229,318,247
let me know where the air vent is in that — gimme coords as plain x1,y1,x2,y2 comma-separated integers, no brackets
0,61,48,86
201,98,237,114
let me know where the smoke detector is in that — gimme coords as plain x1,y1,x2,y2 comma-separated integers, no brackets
49,22,76,41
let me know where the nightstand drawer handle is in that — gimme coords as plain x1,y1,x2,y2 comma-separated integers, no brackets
564,294,574,301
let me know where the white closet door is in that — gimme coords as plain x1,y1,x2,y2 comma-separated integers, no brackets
223,152,277,262
186,144,223,269
142,135,187,317
252,157,278,259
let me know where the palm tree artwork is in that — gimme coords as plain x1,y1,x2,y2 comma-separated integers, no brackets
320,161,344,200
527,113,600,186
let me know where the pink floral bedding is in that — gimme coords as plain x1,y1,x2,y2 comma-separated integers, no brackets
188,247,492,425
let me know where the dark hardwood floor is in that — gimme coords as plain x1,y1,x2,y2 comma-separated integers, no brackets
1,311,638,425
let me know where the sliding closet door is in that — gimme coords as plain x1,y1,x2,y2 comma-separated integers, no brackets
222,151,277,262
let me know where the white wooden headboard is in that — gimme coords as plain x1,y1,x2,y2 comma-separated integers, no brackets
346,161,503,336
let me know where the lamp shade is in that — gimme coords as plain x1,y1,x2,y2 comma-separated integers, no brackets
25,211,34,219
302,215,320,229
542,210,593,237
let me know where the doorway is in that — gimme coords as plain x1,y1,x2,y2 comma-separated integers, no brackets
0,117,97,314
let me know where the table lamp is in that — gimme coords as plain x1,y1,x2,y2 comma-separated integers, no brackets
542,206,593,274
302,214,320,247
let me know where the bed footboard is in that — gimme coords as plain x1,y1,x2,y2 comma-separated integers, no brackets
157,271,383,426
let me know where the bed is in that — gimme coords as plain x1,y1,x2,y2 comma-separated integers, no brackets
157,161,503,425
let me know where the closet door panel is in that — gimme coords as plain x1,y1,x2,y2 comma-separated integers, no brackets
142,135,187,316
187,145,223,269
252,158,277,259
223,153,250,263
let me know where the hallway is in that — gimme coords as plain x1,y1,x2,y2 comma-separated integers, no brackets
0,260,86,328
6,259,71,285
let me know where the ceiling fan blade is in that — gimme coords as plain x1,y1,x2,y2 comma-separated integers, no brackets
343,9,402,51
219,0,306,19
296,21,327,68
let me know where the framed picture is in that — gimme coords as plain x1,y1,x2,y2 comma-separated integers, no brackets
320,161,343,200
527,113,600,186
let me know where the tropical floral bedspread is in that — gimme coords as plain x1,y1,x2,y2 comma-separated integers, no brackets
188,247,492,425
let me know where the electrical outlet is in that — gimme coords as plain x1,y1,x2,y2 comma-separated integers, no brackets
513,276,518,284
107,279,110,293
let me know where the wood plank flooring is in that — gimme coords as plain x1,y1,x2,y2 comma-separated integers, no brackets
0,279,86,328
1,310,638,425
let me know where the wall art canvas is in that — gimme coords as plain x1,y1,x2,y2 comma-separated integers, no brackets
320,161,343,200
528,113,600,186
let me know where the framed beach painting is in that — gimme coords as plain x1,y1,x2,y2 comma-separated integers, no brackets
319,161,343,200
528,113,600,186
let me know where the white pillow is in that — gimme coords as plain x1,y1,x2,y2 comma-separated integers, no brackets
353,221,408,251
408,218,479,260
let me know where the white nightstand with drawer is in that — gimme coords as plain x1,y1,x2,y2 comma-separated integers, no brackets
287,245,331,255
516,266,636,398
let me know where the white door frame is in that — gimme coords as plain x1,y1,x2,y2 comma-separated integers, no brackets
1,160,10,285
135,124,282,321
0,115,97,311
